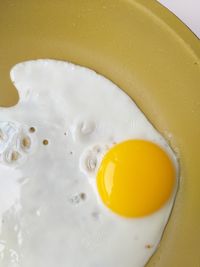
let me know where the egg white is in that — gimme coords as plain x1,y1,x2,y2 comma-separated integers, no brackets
0,60,178,267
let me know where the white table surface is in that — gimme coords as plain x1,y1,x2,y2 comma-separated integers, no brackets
157,0,200,38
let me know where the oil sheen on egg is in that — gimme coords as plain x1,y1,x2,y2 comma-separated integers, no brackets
0,60,178,267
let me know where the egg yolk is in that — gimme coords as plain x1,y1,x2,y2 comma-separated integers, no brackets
97,140,176,218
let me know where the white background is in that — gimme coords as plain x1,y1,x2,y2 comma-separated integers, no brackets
158,0,200,38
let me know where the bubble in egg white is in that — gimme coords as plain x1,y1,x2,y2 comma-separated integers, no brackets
0,122,36,167
80,143,110,178
71,118,96,142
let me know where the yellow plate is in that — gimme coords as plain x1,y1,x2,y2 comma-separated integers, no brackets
0,0,200,266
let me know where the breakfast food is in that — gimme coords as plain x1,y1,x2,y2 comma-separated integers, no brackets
0,60,178,267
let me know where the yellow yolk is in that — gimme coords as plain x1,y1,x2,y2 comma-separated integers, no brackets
97,140,176,218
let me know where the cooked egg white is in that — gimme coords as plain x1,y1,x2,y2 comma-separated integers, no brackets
0,60,178,267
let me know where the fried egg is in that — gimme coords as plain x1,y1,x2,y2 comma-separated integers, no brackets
0,60,178,267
